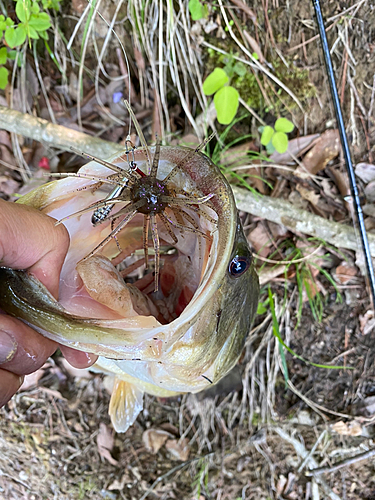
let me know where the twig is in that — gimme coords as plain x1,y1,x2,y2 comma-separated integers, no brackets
1,105,375,260
0,105,124,159
274,427,342,500
232,185,375,258
306,447,375,476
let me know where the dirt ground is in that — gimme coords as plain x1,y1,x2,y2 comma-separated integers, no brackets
1,0,375,499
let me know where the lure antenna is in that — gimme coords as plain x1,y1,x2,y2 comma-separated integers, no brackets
312,0,375,307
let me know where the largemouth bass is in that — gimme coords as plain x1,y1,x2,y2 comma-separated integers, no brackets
0,131,259,432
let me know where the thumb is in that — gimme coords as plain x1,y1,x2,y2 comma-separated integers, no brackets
0,199,69,298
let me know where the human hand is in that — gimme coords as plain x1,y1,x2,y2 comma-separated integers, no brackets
0,199,98,407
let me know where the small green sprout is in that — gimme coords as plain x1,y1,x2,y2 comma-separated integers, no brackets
188,0,208,21
0,0,59,89
203,67,239,125
260,117,295,154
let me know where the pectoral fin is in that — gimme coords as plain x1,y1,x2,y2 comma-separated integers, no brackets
108,377,144,433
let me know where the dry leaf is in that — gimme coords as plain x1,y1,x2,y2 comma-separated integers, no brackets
355,162,375,184
276,475,288,497
0,176,20,196
301,129,340,174
327,166,350,198
296,184,320,206
142,428,173,454
165,438,190,461
270,134,320,165
364,180,375,203
359,309,375,335
97,423,118,466
259,265,287,285
220,141,258,167
229,0,257,23
331,420,362,436
243,31,265,63
247,223,271,258
334,262,357,284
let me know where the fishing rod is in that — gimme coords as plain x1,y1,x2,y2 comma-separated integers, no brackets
312,0,375,308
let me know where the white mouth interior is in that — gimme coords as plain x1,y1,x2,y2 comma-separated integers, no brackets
44,157,218,326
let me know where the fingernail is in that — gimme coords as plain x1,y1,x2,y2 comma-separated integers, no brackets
0,331,17,364
18,375,25,389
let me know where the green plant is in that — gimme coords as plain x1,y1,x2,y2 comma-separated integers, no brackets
260,117,294,154
203,67,239,125
0,0,59,89
268,287,349,378
188,0,208,21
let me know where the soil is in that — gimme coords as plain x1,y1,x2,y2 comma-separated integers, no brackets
2,0,375,499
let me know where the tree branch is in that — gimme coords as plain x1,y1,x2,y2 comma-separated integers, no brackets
0,105,372,257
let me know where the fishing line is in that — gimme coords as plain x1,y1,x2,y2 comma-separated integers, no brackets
312,0,375,308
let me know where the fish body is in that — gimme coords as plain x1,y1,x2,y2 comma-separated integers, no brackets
0,145,259,432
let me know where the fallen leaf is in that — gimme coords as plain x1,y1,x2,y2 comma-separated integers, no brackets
270,134,320,164
220,141,258,167
301,129,340,174
331,420,362,436
247,223,272,258
0,176,20,195
243,31,265,63
165,438,190,461
321,178,339,199
355,162,375,184
229,0,257,23
259,264,287,285
364,180,375,203
142,428,173,454
108,473,132,491
327,166,350,198
296,184,321,206
359,309,375,335
97,423,118,466
334,261,358,284
276,475,288,497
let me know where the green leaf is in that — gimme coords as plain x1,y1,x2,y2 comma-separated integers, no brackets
0,66,9,89
28,25,39,39
29,13,51,31
39,28,48,39
32,1,40,14
257,302,267,315
233,61,246,77
15,25,27,46
0,47,7,65
203,68,228,96
5,28,17,48
260,125,274,146
16,0,29,22
188,0,207,21
272,131,288,153
274,117,294,133
214,86,239,125
5,17,14,27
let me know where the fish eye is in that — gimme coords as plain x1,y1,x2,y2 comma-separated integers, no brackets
228,255,251,278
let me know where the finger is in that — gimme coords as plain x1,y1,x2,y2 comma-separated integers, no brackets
0,200,70,298
0,369,24,408
0,314,57,375
59,345,98,368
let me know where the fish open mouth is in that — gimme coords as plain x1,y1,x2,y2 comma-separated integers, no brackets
44,144,221,328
